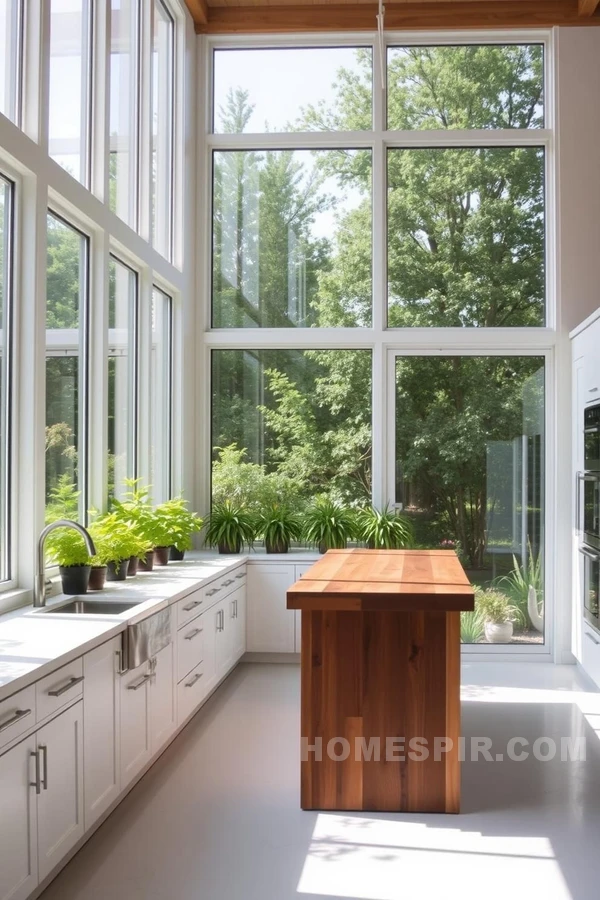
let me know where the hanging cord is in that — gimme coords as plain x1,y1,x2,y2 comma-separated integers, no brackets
377,0,386,90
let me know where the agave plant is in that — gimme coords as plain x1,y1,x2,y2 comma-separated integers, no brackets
256,503,303,554
494,541,543,630
460,609,485,644
302,497,356,554
356,504,413,549
205,499,256,554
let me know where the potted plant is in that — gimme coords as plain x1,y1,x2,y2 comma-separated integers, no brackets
89,513,149,582
45,527,92,595
256,503,302,554
356,504,413,549
475,588,518,643
154,496,203,561
111,480,172,567
302,497,356,554
205,499,255,554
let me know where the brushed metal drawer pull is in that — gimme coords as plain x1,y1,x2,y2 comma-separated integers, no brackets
223,579,234,587
40,744,48,790
183,599,203,612
184,627,203,641
589,387,599,393
206,587,220,597
0,707,32,734
235,573,245,580
127,673,152,691
30,750,41,794
185,672,203,688
585,631,600,646
48,675,85,697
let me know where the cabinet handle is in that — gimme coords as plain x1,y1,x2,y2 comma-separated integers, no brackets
30,750,41,795
183,598,203,612
0,707,32,734
39,744,48,791
116,648,128,675
216,609,224,632
127,673,152,691
235,573,244,580
223,579,234,587
48,675,85,697
184,627,203,641
185,672,203,688
206,587,220,597
585,630,600,646
589,387,599,394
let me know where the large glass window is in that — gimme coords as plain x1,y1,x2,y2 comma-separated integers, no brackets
0,176,13,581
150,286,172,503
395,355,545,645
48,0,92,183
213,47,373,133
212,149,372,328
109,0,139,226
151,0,174,259
108,256,137,502
45,212,88,522
212,350,372,509
0,0,22,123
387,147,545,327
387,45,544,130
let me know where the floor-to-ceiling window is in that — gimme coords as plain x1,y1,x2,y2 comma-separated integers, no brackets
108,255,138,502
0,174,13,583
208,38,550,651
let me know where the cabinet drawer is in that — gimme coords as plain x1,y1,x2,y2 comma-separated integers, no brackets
177,618,206,683
36,658,84,721
205,568,246,606
0,684,35,752
176,589,206,630
177,661,207,724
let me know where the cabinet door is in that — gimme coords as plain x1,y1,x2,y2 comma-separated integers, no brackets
150,643,176,754
215,598,235,678
119,663,151,789
0,736,38,900
294,564,314,653
246,564,296,653
83,637,120,829
36,702,84,883
232,586,246,662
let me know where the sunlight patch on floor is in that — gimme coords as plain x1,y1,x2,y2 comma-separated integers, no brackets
296,814,570,900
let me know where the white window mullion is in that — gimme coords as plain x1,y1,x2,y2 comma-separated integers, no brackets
91,0,110,204
136,268,153,491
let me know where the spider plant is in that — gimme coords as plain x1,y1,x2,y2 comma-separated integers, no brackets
256,503,303,554
356,504,413,549
205,499,256,554
302,497,356,554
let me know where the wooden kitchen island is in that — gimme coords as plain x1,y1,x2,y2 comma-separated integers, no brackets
286,549,474,814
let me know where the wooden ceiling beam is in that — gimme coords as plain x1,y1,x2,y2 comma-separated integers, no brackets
578,0,600,15
186,0,209,26
185,0,600,33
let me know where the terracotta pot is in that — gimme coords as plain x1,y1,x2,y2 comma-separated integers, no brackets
127,556,139,576
106,559,128,582
59,565,91,595
484,621,514,643
138,550,155,572
154,546,170,566
88,566,107,591
169,546,185,561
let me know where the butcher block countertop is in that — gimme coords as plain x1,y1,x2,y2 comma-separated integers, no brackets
287,548,474,611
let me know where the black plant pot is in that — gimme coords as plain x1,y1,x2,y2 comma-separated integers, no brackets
265,540,289,554
127,556,139,576
138,550,155,572
59,565,91,595
154,546,170,566
219,541,241,554
88,566,107,591
169,546,185,561
106,559,128,582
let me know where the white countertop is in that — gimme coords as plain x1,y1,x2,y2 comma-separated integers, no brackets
0,554,248,703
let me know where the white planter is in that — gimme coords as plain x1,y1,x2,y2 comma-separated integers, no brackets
484,621,513,643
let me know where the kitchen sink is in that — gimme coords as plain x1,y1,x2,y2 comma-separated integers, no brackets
43,599,141,615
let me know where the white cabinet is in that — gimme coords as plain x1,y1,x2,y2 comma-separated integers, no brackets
36,702,84,883
119,662,152,789
149,642,176,753
0,735,38,900
246,564,296,652
214,596,235,676
83,637,120,829
230,585,246,663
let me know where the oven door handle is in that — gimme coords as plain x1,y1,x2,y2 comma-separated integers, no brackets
584,426,600,435
580,546,600,562
577,472,585,534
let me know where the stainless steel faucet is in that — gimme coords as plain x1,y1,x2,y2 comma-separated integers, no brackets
34,519,96,608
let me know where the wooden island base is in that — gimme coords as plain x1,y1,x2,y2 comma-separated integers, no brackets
287,550,475,814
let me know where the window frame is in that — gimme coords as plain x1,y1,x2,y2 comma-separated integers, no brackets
150,282,173,502
203,30,557,662
151,0,176,261
0,172,15,584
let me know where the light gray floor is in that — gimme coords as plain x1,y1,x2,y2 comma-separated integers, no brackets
40,662,600,900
